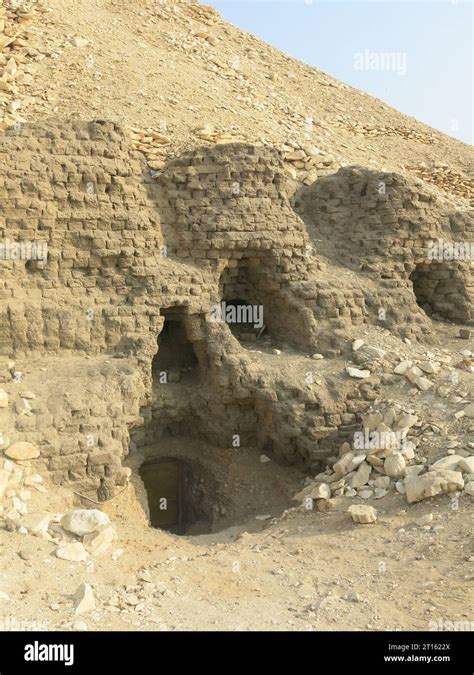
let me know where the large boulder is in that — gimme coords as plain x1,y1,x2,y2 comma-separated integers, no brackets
61,509,110,536
404,470,464,504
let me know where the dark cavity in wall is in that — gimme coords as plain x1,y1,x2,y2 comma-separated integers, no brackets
410,262,470,323
152,307,199,383
219,261,268,344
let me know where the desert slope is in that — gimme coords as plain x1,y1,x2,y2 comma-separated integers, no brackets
1,0,472,202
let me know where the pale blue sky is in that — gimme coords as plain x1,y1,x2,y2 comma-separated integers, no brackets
210,1,473,144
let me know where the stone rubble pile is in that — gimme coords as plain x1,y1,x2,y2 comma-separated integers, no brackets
334,119,439,146
293,396,473,515
127,125,172,171
125,123,342,187
406,163,474,206
0,0,46,133
280,139,338,185
126,123,246,172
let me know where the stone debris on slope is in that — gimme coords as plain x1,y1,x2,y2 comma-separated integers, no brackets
406,164,474,206
0,1,47,132
292,383,473,508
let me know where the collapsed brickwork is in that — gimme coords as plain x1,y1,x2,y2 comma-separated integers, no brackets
0,120,472,511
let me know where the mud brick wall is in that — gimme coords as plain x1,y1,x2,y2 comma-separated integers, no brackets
296,166,474,325
1,120,472,489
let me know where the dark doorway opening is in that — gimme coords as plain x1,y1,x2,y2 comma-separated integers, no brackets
410,264,438,317
139,457,210,535
221,297,265,342
409,262,469,322
152,308,198,383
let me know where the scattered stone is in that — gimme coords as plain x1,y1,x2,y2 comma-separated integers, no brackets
404,365,423,383
374,488,388,499
464,403,474,419
72,36,89,48
384,452,406,478
259,454,271,463
61,509,110,536
430,455,463,472
350,461,371,489
310,483,331,499
393,413,418,432
333,452,355,477
316,498,336,512
56,542,88,562
358,489,373,499
346,367,370,379
404,470,464,503
352,339,364,351
348,504,377,524
405,465,425,476
367,454,384,467
19,549,35,561
395,480,406,495
419,361,440,375
394,360,413,375
73,582,96,616
415,376,434,391
459,328,471,340
357,345,385,361
458,457,474,473
4,509,21,531
361,412,383,431
83,525,115,555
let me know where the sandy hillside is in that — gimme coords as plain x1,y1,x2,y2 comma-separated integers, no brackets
1,0,472,200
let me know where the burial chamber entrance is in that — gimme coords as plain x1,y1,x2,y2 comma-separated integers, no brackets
138,455,213,535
